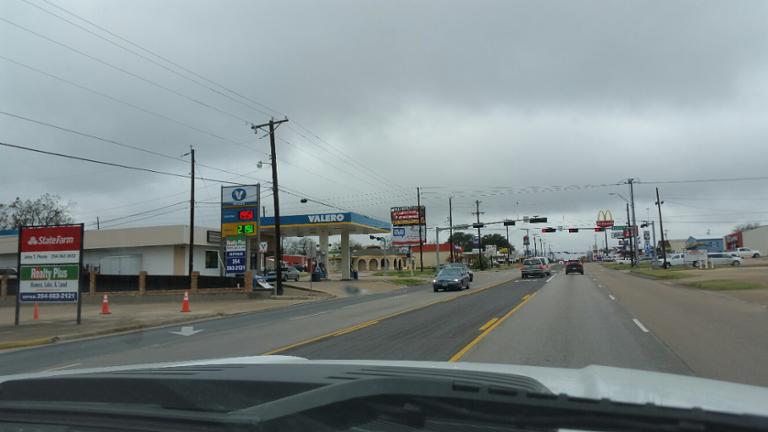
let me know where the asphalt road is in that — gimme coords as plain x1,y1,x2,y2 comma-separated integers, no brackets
0,270,517,375
463,270,692,375
282,277,545,360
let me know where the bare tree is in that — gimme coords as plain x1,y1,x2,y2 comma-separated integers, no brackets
733,222,761,233
0,194,74,229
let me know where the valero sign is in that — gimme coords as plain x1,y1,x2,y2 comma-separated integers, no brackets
596,210,615,228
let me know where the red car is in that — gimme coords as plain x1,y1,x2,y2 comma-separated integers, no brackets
565,260,584,275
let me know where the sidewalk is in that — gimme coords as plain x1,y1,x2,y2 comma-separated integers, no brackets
0,287,328,350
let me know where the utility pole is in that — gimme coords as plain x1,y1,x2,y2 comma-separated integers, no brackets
255,183,261,274
523,228,530,257
251,118,288,295
626,202,634,263
448,197,454,263
96,217,100,230
505,223,511,267
628,178,639,267
416,187,424,272
473,200,483,269
188,147,195,279
533,235,538,256
656,187,667,268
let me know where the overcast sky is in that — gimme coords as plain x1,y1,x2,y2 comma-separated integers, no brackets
2,0,768,252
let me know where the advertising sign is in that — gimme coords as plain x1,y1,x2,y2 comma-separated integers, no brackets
611,230,623,239
224,236,247,275
390,206,426,226
17,225,83,307
391,225,425,246
221,185,259,206
222,207,258,223
596,210,615,228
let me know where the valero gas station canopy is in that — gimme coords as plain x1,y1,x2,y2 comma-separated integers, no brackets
258,212,390,237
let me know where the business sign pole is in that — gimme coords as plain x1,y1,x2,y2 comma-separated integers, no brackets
15,224,85,325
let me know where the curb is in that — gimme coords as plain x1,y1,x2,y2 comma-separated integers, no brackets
0,336,59,350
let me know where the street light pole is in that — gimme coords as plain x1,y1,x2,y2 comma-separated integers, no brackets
628,178,639,267
656,187,668,268
448,197,454,263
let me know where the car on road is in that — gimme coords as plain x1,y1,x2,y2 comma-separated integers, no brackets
732,247,762,258
264,266,301,282
565,260,584,275
659,253,686,268
521,257,549,279
433,268,470,291
445,262,474,281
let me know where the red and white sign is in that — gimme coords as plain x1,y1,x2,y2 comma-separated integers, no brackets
391,206,426,226
20,226,82,265
20,226,82,252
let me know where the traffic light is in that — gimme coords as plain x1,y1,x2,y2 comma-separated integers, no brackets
568,228,579,233
472,223,484,228
594,227,605,232
503,220,515,226
529,217,548,224
541,227,556,233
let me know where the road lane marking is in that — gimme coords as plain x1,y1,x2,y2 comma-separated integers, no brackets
478,318,498,331
632,318,649,333
41,362,80,373
289,311,330,320
333,320,379,336
609,294,616,301
262,277,521,355
449,293,537,362
545,274,557,283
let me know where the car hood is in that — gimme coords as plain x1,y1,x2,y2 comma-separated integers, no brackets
2,356,767,418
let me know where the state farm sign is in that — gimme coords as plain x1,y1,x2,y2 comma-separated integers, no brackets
20,226,81,251
18,225,83,303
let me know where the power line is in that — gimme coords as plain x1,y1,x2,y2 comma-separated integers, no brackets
14,1,398,191
0,140,243,184
0,16,250,123
0,54,247,147
637,176,768,185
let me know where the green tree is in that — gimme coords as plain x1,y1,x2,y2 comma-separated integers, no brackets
447,232,474,251
0,194,73,229
481,233,511,250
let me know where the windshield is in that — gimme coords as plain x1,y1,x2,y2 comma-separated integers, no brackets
2,0,768,429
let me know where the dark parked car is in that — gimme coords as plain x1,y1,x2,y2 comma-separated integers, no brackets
433,268,470,292
565,260,584,275
521,258,548,279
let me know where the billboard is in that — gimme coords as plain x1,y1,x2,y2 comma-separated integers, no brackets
391,225,425,246
18,225,83,304
390,206,426,246
390,206,425,226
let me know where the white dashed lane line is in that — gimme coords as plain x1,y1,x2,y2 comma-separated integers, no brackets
608,294,616,300
632,318,650,333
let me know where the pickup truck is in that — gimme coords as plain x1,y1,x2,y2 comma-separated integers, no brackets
731,247,761,259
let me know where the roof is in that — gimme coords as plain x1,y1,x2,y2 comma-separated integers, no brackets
0,225,219,254
258,212,389,236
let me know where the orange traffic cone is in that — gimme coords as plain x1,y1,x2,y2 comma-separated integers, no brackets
100,294,111,315
33,303,39,320
181,291,191,313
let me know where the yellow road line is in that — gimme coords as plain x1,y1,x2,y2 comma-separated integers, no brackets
449,292,537,362
333,320,379,336
478,317,498,331
262,276,518,356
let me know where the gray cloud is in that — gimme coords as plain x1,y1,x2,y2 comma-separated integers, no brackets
2,0,768,250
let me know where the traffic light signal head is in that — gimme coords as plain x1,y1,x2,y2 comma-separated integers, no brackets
542,227,556,233
594,227,605,232
568,228,579,233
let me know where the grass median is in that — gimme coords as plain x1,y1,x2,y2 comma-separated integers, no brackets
373,270,435,277
385,278,427,286
602,262,693,280
683,280,767,291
